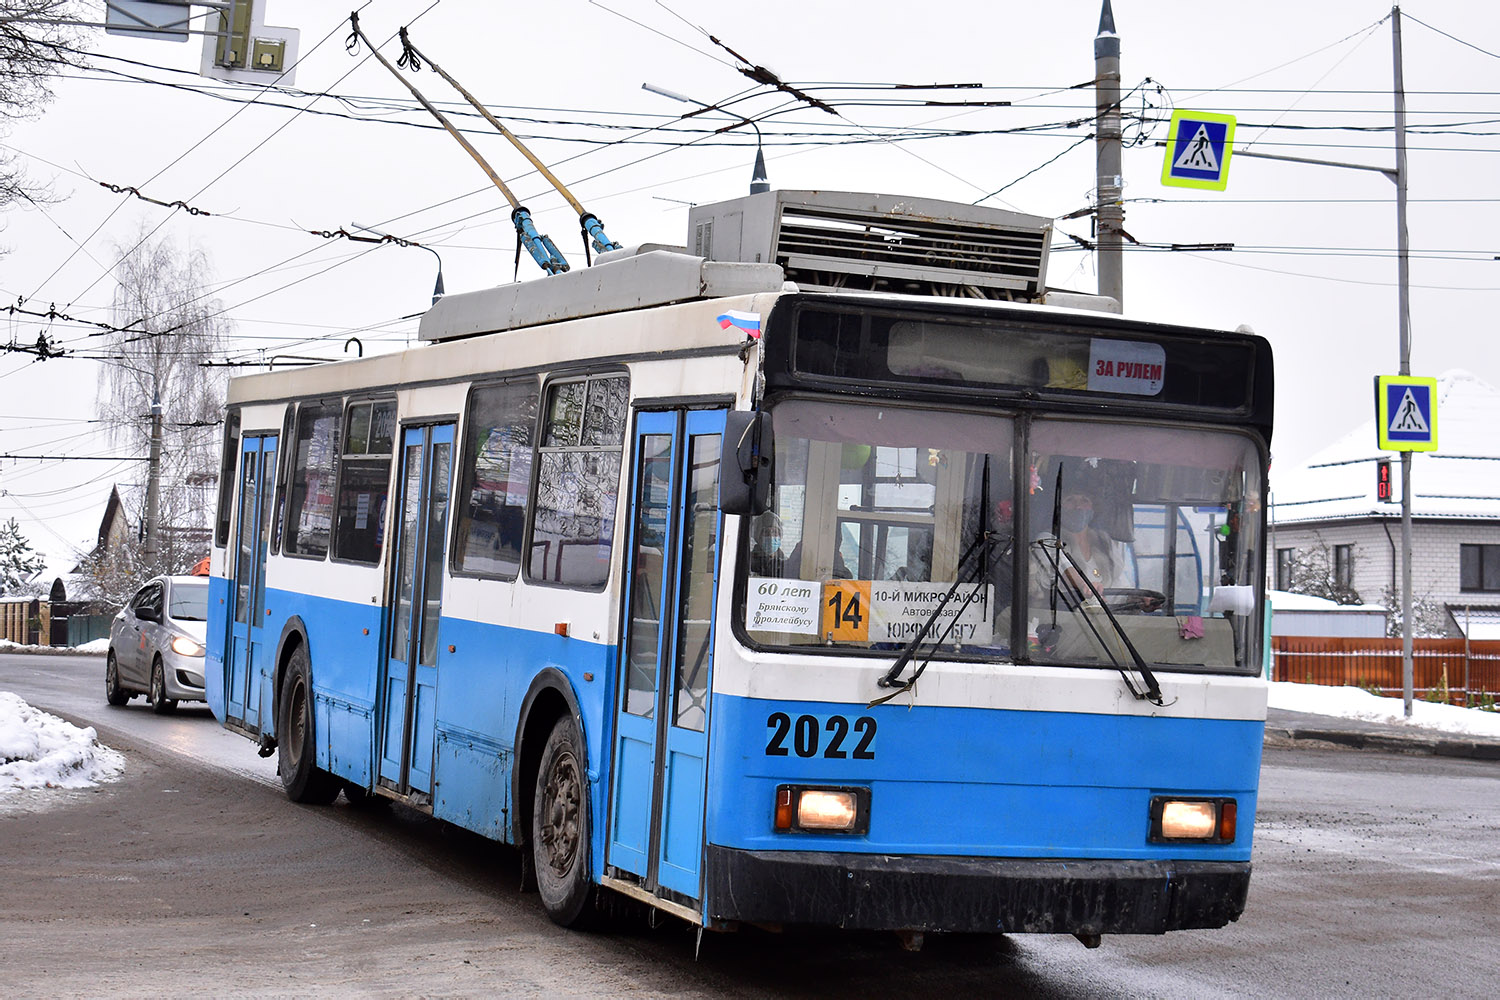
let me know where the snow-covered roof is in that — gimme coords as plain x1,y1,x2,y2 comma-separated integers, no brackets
1270,370,1500,524
1269,590,1386,613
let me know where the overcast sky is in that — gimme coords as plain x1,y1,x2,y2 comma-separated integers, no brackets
1,0,1497,566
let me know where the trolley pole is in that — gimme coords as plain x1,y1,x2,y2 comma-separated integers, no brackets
1095,0,1124,308
1393,6,1415,718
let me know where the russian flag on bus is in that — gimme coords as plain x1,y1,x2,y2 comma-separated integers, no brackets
717,309,762,339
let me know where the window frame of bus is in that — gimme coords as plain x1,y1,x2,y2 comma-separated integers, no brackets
330,396,397,566
773,299,1267,426
450,377,540,582
270,404,295,556
524,369,630,591
213,407,241,548
281,396,343,561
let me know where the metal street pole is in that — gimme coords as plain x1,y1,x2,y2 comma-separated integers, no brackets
1094,0,1124,308
144,386,163,571
1393,5,1415,717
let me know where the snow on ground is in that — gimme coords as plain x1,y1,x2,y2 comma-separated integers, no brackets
0,638,107,655
0,691,125,791
1269,680,1500,739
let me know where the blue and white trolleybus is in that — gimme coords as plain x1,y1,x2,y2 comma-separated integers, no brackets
206,189,1272,946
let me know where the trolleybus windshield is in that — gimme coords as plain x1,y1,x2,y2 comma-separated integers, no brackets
739,398,1263,674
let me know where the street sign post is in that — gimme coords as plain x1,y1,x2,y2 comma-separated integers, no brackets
1375,375,1438,452
1161,110,1236,191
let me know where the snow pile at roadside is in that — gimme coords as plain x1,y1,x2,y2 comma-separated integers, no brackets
1269,681,1500,739
0,691,125,791
0,638,108,655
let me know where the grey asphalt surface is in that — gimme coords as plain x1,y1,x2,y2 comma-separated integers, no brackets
4,651,1499,998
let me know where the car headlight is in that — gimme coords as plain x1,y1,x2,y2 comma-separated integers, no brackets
170,635,205,658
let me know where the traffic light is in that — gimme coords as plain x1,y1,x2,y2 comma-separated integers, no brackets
1376,458,1394,503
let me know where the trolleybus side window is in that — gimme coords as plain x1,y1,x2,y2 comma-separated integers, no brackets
270,405,295,556
333,398,397,565
528,373,628,587
453,379,539,579
214,408,241,547
284,398,342,559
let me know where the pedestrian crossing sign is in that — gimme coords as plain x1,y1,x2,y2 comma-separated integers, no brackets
1376,375,1439,451
1161,110,1236,191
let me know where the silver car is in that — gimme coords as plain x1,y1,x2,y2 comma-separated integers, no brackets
106,575,210,714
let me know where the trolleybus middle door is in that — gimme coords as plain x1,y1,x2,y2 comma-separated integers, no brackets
608,408,724,904
378,423,455,801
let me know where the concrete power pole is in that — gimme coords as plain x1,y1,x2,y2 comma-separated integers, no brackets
144,387,163,571
1095,0,1124,309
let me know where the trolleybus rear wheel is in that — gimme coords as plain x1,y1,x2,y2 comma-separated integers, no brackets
277,645,340,805
532,715,596,927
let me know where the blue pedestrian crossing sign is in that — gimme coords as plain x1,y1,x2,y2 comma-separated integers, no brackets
1375,375,1439,452
1161,110,1236,191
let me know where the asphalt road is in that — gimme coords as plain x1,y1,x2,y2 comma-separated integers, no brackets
3,652,1498,998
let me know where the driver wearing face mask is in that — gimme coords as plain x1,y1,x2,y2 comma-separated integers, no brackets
1058,491,1121,591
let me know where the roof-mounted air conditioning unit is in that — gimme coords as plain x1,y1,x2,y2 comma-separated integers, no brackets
687,190,1052,301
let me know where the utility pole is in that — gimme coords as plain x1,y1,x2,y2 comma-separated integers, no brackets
144,386,163,571
1095,0,1124,308
1393,5,1415,717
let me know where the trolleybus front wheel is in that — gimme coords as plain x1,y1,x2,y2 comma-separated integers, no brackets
532,715,596,927
277,645,340,805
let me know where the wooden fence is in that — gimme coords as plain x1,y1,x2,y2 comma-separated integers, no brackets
1271,636,1500,707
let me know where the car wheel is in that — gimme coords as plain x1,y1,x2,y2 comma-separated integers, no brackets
105,651,130,706
277,644,340,805
532,715,596,928
149,656,178,715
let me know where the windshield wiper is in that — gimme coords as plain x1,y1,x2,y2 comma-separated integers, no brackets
875,457,1007,701
1030,534,1167,706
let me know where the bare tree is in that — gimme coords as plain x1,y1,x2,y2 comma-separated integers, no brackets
1378,586,1452,639
96,226,230,583
1281,536,1362,606
1,2,88,211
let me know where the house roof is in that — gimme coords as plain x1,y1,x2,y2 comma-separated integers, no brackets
1270,370,1500,525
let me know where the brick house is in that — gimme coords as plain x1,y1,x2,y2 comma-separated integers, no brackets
1268,370,1500,638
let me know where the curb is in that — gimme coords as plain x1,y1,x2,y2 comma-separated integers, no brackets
1267,726,1500,762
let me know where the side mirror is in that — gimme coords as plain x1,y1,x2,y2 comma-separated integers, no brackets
720,410,773,515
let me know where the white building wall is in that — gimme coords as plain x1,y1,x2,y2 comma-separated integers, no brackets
1268,518,1500,635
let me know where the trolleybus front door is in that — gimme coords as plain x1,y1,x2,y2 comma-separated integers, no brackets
378,423,455,800
608,409,724,905
226,434,277,732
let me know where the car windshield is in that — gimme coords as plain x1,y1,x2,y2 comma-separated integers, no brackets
737,399,1264,674
168,582,209,621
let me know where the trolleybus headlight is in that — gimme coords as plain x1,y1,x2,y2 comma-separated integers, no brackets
774,785,869,834
170,635,205,658
1150,797,1237,843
